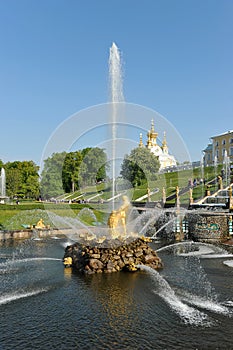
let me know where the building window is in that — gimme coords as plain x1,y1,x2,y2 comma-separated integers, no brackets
222,139,226,145
222,149,226,157
216,141,219,147
230,138,233,144
216,150,219,158
230,147,233,156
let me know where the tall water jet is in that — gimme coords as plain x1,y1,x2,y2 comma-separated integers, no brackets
109,42,124,208
200,155,204,198
214,155,218,185
0,167,6,202
223,150,230,187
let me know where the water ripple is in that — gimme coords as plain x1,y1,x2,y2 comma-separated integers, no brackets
0,288,48,305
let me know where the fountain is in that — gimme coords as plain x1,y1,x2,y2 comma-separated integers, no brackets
0,167,7,203
58,43,165,272
224,150,230,187
109,43,124,209
1,43,233,350
200,155,204,198
63,194,163,273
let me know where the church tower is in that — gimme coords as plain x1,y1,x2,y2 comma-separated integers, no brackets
147,119,158,150
146,119,162,156
161,131,168,154
138,133,144,148
139,120,177,170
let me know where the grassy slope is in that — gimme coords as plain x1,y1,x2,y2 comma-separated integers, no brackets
0,164,225,230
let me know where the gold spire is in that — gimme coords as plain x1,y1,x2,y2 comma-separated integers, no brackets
162,131,168,153
147,119,158,148
139,133,144,147
151,119,154,132
147,133,152,147
162,131,167,147
150,119,157,137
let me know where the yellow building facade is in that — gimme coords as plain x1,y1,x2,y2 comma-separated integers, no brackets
203,130,233,166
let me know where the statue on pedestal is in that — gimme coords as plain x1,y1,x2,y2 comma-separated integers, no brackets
108,196,130,238
189,188,193,205
218,176,223,190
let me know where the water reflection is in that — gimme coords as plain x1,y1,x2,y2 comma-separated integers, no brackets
82,272,138,330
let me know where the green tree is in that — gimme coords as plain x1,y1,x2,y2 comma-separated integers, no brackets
40,148,108,198
21,161,40,198
0,159,4,170
120,147,160,187
5,167,22,198
5,160,39,198
79,147,108,187
40,152,66,199
62,151,82,193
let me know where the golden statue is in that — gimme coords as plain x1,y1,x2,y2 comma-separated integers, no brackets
108,195,130,238
63,256,73,268
147,187,151,202
229,186,232,199
229,186,233,212
189,188,193,204
218,175,223,190
162,187,166,204
108,210,118,230
176,186,180,211
35,218,46,229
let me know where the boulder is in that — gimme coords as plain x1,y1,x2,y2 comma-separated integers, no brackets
89,258,104,270
90,253,101,259
64,237,163,274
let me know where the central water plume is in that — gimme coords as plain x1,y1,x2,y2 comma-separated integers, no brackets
0,167,6,198
109,43,124,208
109,42,124,103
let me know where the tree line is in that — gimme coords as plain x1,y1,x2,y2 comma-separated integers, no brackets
0,146,160,200
40,147,108,198
0,147,108,199
1,160,40,199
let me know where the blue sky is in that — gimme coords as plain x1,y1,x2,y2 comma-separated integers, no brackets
0,0,232,166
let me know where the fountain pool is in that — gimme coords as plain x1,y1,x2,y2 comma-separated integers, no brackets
0,238,233,349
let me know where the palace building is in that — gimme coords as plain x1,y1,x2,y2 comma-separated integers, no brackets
203,130,233,166
139,120,177,170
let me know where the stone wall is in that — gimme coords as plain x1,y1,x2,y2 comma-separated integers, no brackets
186,212,230,241
0,230,32,240
64,237,163,274
0,227,76,240
148,210,231,242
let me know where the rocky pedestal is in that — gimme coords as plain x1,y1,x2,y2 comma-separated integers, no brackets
64,237,163,274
